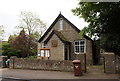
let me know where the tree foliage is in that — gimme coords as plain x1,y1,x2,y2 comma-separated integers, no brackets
16,11,47,41
72,2,120,56
79,26,92,37
2,29,37,58
11,29,37,57
8,34,18,43
2,42,21,57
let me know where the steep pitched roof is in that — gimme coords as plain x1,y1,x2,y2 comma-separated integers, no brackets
44,30,71,45
84,35,93,41
38,13,80,42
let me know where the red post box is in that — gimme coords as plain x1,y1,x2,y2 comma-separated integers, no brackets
72,60,82,76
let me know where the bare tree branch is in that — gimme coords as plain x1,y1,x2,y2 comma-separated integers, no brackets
16,11,47,40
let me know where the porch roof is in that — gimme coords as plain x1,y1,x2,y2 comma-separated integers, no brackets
44,30,71,45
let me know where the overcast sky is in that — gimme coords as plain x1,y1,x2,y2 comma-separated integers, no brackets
0,0,88,41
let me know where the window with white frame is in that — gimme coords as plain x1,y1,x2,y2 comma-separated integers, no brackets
74,40,86,54
59,20,63,30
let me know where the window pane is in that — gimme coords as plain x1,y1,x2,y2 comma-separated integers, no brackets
41,50,44,57
45,50,50,57
59,20,63,30
75,41,79,45
80,46,84,52
75,46,79,53
80,41,84,45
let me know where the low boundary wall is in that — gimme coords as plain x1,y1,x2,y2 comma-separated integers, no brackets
10,58,73,72
9,54,86,72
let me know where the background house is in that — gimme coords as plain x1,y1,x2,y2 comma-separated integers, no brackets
37,13,93,65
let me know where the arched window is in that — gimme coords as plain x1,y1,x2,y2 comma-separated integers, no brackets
59,20,63,30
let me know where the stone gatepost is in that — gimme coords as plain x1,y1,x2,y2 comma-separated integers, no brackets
10,56,17,69
115,55,120,74
104,52,116,73
1,56,8,68
75,54,86,73
79,54,86,73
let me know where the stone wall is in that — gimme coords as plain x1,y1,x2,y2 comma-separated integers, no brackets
38,34,65,60
9,57,87,72
10,58,73,72
115,55,120,74
86,39,93,65
72,54,86,72
104,52,119,74
46,34,64,60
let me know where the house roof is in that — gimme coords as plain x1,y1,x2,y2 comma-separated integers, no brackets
44,30,71,45
38,13,80,42
84,35,93,41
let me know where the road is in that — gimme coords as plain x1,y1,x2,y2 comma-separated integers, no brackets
0,68,120,81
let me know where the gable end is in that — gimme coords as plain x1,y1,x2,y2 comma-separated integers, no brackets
38,13,80,42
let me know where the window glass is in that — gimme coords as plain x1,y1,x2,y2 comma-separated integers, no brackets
80,41,84,44
59,20,63,30
74,40,85,54
41,50,44,57
75,41,79,45
40,49,50,57
80,46,84,52
45,50,50,57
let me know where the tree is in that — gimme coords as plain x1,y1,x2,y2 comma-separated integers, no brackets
72,2,120,56
8,34,18,43
2,35,21,57
2,42,21,57
16,11,47,41
11,29,36,57
0,25,5,40
79,26,92,37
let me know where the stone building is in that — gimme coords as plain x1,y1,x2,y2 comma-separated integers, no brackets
37,13,93,65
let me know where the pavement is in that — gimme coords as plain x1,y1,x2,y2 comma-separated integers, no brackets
0,68,120,81
1,78,120,81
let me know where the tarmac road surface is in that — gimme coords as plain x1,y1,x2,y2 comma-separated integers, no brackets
1,68,120,81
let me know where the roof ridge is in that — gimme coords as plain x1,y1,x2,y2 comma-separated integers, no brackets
38,13,80,42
